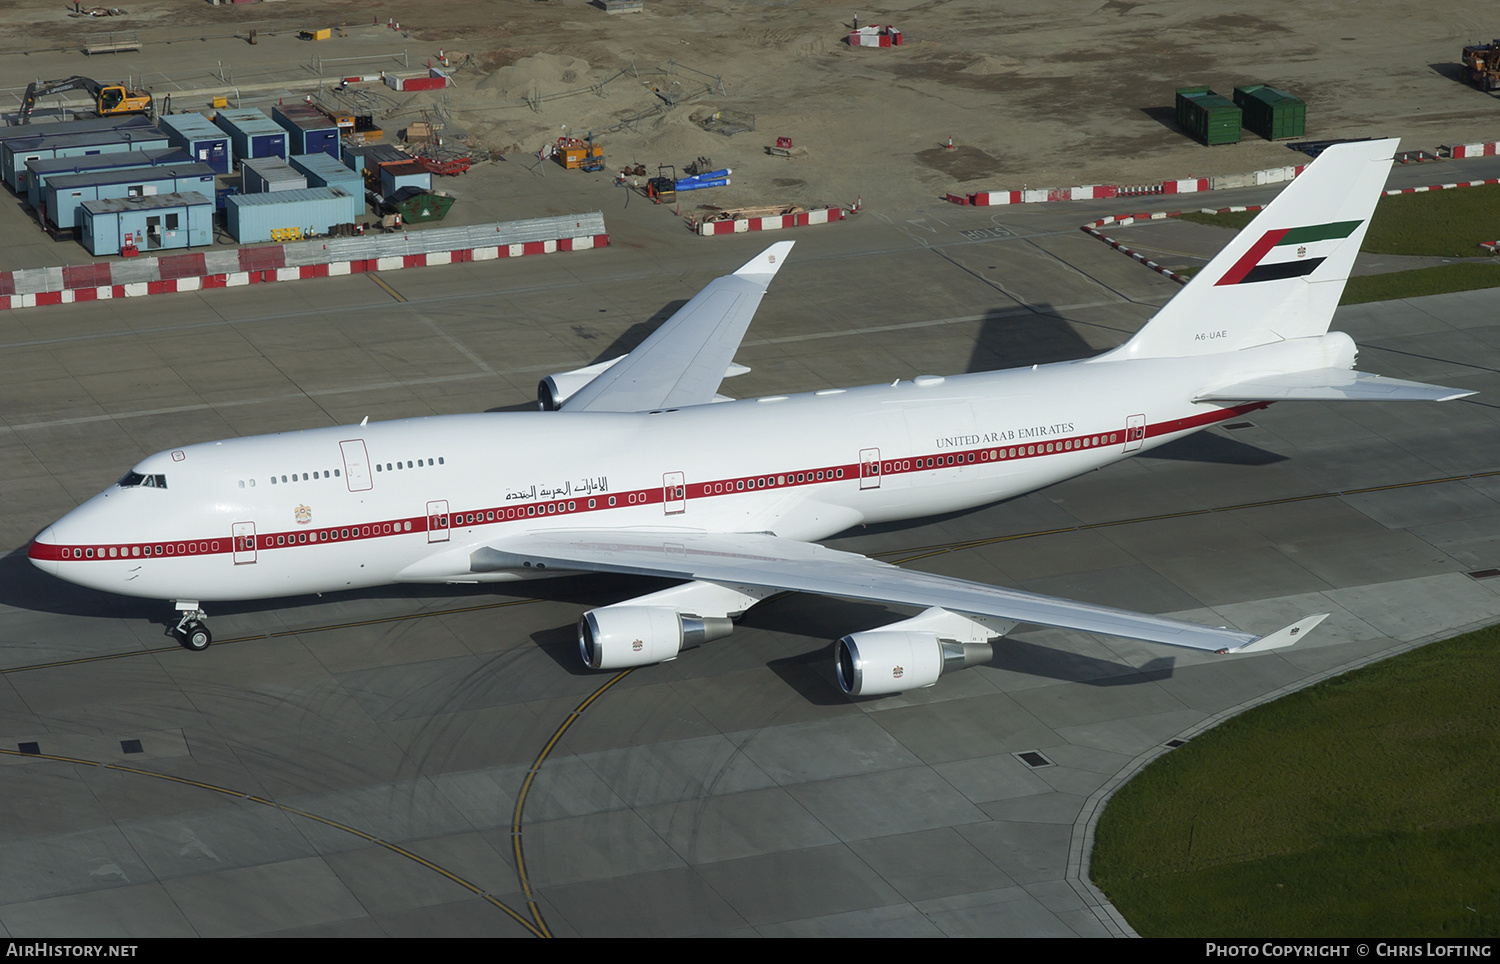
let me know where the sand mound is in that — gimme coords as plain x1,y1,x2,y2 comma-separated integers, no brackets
960,55,1020,75
474,53,601,99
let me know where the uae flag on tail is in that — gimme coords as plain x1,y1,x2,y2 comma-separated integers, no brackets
1215,220,1363,286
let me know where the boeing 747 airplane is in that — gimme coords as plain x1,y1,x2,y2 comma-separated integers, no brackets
28,138,1471,695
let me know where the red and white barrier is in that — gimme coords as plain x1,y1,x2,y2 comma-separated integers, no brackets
1081,225,1192,285
1383,178,1500,196
0,232,610,311
965,180,1207,206
696,207,845,236
1441,142,1500,158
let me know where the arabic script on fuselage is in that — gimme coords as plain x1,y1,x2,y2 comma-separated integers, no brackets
505,476,610,502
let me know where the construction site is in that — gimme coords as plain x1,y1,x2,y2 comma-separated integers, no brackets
0,0,1494,244
2,0,1500,941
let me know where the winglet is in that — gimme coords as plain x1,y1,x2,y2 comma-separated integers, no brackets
733,241,795,288
1220,613,1329,654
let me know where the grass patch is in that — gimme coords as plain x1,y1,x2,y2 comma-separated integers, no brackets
1364,184,1500,258
1091,625,1500,937
1340,263,1500,304
1178,209,1259,230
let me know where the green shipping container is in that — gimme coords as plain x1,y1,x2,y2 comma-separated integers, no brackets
1175,85,1211,131
1234,85,1306,140
1177,88,1241,146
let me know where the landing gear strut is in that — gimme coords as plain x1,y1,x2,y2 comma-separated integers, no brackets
170,602,212,651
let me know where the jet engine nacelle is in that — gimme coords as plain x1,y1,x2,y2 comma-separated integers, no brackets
537,355,626,411
578,606,734,669
834,608,998,696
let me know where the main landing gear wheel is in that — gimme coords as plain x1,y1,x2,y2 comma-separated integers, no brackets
178,622,212,652
171,604,212,651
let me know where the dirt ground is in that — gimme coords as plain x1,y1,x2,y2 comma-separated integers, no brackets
1,0,1497,214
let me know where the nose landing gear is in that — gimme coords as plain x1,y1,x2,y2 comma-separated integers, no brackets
170,602,212,651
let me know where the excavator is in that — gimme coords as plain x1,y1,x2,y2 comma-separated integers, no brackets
19,76,152,124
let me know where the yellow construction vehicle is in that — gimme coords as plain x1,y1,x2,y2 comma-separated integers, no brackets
1462,41,1500,91
20,76,152,124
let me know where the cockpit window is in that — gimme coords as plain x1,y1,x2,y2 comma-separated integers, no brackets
117,472,167,489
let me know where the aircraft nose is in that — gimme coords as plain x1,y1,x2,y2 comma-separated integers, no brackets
29,526,58,575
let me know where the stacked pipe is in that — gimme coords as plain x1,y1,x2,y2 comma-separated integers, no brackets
676,168,731,192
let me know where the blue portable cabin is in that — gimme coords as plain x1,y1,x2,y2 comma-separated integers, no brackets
225,186,363,243
272,104,340,159
0,113,154,161
288,151,363,195
157,112,233,174
80,191,214,257
379,160,432,197
2,125,169,195
26,147,191,211
341,142,405,178
43,161,216,238
240,156,307,194
212,108,288,164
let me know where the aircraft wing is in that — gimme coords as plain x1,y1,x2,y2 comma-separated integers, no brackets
1196,368,1474,403
470,529,1325,654
562,242,795,413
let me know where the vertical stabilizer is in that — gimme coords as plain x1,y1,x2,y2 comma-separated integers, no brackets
1105,138,1396,360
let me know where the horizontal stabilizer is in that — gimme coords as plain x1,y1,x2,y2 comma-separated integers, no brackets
1196,368,1474,403
1221,613,1329,653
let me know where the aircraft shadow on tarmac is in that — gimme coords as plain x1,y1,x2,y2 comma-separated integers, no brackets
485,305,687,414
965,302,1106,374
1139,429,1287,466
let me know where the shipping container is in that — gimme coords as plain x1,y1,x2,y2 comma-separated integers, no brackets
213,108,289,163
240,156,308,194
272,104,340,159
2,126,169,194
1175,87,1241,146
383,72,448,92
1233,85,1306,141
288,151,363,195
158,112,233,173
79,191,213,257
43,161,216,237
225,186,363,243
26,147,190,211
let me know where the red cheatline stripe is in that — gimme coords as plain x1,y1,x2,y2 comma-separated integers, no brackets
1215,229,1287,286
31,405,1262,563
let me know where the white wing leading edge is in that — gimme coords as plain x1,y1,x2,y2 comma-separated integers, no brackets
561,242,795,413
469,529,1327,654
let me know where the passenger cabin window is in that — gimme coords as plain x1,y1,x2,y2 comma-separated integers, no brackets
117,472,167,489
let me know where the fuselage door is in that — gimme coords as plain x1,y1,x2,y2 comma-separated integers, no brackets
860,448,881,490
1124,414,1147,452
663,472,686,515
233,522,257,565
427,500,450,542
340,439,373,491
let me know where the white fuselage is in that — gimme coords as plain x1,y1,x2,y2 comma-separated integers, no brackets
31,350,1273,604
